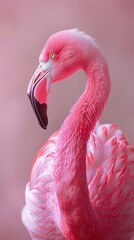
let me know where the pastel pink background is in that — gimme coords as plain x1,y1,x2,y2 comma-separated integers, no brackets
0,1,134,239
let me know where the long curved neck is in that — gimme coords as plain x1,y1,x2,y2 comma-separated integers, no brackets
54,56,110,239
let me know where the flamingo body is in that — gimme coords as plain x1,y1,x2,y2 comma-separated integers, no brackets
22,29,134,240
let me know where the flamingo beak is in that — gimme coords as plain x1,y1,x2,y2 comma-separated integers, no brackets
27,61,52,129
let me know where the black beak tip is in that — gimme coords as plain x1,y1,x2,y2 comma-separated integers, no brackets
34,101,48,130
28,92,48,130
38,117,48,130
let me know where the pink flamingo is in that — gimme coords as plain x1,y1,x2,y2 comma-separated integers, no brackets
22,29,134,240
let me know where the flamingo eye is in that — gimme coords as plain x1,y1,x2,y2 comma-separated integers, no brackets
49,52,56,59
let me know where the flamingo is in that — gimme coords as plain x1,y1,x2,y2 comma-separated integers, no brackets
22,29,134,240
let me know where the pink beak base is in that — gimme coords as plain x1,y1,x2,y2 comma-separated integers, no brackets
27,64,49,129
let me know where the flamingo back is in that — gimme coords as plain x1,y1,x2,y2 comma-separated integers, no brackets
22,123,134,240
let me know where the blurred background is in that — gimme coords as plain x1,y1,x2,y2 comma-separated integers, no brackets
0,0,134,239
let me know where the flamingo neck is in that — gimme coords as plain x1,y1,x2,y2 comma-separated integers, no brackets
54,56,110,239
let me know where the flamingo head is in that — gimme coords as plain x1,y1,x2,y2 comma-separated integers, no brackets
27,29,96,129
